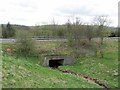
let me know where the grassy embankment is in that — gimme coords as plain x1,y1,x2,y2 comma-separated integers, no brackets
60,39,119,88
1,38,119,88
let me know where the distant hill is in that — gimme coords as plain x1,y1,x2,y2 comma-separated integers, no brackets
0,24,118,38
0,24,32,31
0,24,117,31
11,24,31,31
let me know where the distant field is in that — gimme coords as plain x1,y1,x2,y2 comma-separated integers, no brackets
1,38,119,88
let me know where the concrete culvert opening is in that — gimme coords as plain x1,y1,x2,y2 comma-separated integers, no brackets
49,59,64,68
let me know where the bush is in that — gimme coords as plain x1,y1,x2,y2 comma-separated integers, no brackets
15,31,36,57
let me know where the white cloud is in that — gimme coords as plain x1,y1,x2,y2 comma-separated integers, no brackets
0,0,118,26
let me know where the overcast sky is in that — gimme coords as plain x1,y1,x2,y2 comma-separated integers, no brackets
0,0,119,26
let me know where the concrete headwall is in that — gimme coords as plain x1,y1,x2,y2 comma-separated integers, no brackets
43,55,74,67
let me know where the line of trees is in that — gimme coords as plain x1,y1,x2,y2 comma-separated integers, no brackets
2,22,15,38
2,15,118,59
66,15,111,58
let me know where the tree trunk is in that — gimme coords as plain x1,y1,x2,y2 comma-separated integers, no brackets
100,37,104,58
101,37,103,45
100,50,103,58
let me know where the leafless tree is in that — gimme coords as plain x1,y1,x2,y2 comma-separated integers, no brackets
67,17,96,57
94,15,111,44
85,23,95,42
93,15,111,58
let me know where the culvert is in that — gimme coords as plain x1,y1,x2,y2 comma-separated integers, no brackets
49,59,64,68
42,55,74,67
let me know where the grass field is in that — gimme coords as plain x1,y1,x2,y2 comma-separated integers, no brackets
1,38,119,88
60,39,119,88
2,56,101,88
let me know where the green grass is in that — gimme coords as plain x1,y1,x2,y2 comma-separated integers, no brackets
1,39,119,88
2,40,72,56
35,40,72,55
0,42,2,89
60,39,118,88
2,55,100,88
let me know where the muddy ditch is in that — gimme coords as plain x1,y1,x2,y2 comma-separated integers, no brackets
50,67,109,89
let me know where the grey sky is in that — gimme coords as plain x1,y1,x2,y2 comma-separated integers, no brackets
0,0,118,26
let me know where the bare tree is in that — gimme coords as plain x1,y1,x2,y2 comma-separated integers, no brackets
85,23,95,42
67,17,96,57
93,15,111,58
94,15,110,44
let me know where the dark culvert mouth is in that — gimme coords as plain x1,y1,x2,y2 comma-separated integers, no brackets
49,59,64,68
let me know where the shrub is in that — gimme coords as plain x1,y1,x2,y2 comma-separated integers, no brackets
15,31,36,57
